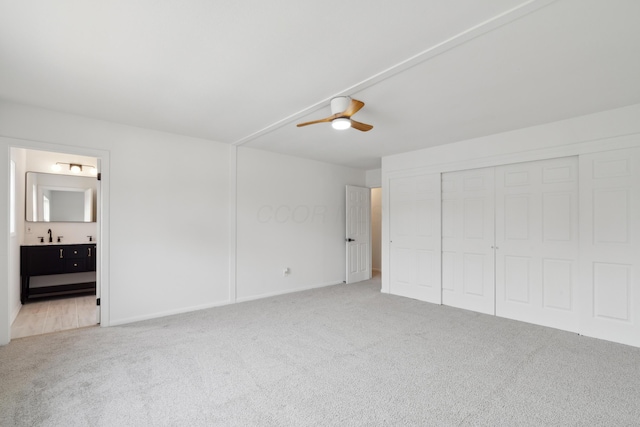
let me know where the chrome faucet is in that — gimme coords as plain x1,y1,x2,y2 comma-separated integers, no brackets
47,229,53,243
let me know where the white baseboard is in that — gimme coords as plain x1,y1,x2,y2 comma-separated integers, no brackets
107,281,343,327
108,299,233,326
236,281,343,303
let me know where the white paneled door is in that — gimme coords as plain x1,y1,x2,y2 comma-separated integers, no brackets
495,157,579,332
389,174,441,303
579,147,640,347
442,168,496,314
346,185,371,284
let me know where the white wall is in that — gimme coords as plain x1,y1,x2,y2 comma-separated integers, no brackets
0,100,231,342
23,222,97,247
384,103,640,173
107,136,231,324
0,100,367,345
236,147,366,301
371,188,382,272
365,168,381,188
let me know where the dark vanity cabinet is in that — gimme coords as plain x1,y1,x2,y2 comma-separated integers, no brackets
20,244,97,303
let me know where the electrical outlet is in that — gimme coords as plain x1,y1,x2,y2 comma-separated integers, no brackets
283,267,290,276
26,226,32,234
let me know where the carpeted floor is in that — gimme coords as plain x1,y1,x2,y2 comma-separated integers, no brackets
1,277,639,426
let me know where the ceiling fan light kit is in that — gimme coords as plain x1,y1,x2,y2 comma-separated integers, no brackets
331,118,351,130
297,96,373,132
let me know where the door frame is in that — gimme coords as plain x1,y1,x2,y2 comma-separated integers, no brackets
370,187,382,277
1,136,110,345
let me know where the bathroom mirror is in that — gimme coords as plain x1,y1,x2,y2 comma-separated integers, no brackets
25,172,97,222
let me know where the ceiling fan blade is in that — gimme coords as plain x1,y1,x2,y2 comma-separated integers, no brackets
350,119,373,132
296,116,335,127
342,99,365,117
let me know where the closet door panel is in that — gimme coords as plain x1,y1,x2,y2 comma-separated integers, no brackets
389,173,441,303
441,168,495,315
495,157,579,332
579,147,640,347
504,255,532,304
542,259,573,311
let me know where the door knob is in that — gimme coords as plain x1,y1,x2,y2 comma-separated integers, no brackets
346,238,355,242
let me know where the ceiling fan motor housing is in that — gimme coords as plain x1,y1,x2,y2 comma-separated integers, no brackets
330,96,350,115
296,96,372,131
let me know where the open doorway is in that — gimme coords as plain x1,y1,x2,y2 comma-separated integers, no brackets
9,147,101,339
371,187,382,279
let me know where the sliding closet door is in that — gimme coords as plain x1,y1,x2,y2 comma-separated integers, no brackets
495,157,579,332
579,147,640,347
389,173,441,303
442,168,495,314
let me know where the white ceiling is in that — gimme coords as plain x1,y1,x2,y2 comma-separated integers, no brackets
1,0,639,169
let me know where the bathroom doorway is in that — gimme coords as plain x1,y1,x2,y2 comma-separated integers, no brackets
7,144,107,340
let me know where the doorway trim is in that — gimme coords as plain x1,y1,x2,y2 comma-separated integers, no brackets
2,136,110,345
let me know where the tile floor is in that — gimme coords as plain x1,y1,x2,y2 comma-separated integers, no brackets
11,295,98,339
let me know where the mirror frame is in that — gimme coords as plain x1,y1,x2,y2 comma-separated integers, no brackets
25,171,97,223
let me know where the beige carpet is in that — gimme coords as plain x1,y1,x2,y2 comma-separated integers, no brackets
1,277,639,426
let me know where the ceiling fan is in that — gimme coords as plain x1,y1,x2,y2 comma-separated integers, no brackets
296,96,373,132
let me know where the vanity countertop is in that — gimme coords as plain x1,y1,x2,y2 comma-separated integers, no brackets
23,242,97,247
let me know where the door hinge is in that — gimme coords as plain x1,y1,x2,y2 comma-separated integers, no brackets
97,172,102,181
96,298,101,306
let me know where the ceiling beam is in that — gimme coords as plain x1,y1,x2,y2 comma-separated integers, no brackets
232,0,558,147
